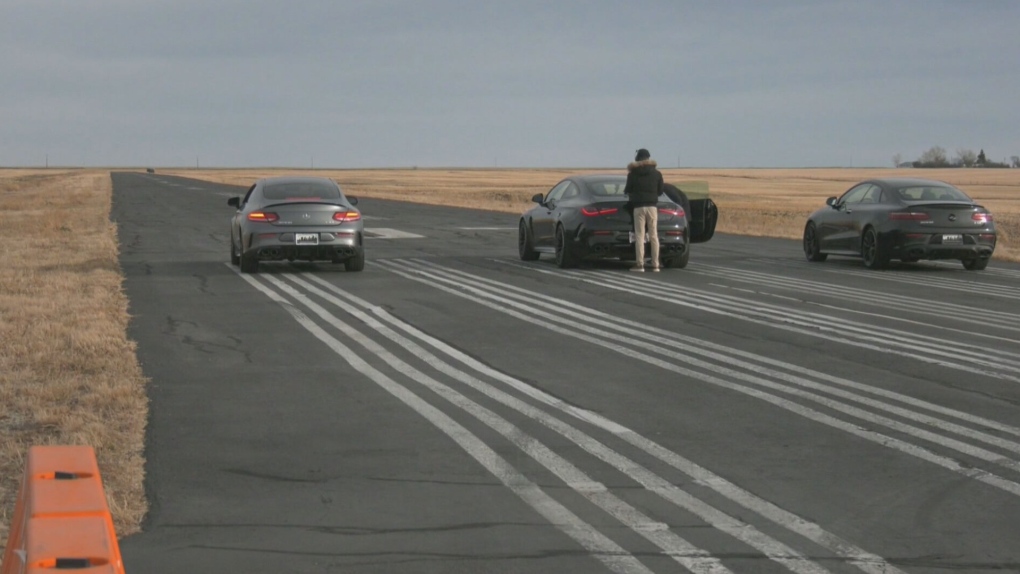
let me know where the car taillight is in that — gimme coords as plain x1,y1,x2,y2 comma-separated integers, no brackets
659,207,684,218
333,211,362,222
889,212,930,221
581,206,619,217
973,212,993,224
248,211,278,222
979,233,996,243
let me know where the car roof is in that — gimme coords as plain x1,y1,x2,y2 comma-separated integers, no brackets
257,175,338,186
864,177,957,188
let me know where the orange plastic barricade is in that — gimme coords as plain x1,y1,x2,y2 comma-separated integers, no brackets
1,446,124,574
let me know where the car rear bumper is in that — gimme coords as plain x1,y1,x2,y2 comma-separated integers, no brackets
889,231,995,261
244,230,363,262
578,230,687,260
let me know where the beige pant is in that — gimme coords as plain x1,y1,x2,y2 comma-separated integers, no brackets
633,205,660,267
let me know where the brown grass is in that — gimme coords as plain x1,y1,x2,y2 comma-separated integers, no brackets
1,165,1017,555
0,170,148,551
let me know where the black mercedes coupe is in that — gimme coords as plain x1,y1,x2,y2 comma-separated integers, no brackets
803,177,996,270
518,174,695,269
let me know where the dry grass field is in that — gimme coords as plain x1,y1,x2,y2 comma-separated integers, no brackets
0,170,148,548
0,166,1017,554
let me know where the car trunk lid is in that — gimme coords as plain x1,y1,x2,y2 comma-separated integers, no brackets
263,203,353,226
904,203,990,229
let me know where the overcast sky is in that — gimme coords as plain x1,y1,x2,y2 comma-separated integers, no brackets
2,1,1017,168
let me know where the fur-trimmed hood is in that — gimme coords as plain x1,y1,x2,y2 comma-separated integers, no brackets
627,159,657,171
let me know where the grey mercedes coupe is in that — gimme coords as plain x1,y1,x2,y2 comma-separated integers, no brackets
228,176,365,273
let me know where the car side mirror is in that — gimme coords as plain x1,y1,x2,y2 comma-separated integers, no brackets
531,193,544,204
348,196,359,205
825,196,838,208
227,197,240,208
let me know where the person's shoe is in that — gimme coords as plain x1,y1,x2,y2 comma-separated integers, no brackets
629,265,645,272
650,266,661,272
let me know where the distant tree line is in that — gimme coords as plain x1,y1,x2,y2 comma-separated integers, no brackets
895,147,1020,168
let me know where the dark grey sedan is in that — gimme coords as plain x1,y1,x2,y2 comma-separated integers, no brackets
803,177,996,270
519,174,690,269
228,176,364,273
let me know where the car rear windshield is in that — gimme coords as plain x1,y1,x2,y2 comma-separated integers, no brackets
588,182,627,197
264,181,342,200
895,185,970,202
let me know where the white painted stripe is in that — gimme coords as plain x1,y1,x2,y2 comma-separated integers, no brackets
297,272,894,574
267,273,734,574
528,264,1020,383
364,227,425,239
573,269,1020,369
413,261,1020,470
228,266,654,574
826,268,1020,300
377,259,1020,499
688,262,1020,334
458,259,1020,439
294,273,832,574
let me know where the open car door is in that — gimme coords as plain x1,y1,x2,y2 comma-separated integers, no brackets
664,181,718,243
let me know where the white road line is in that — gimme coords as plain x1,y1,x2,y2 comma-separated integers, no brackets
571,270,1020,373
687,262,1020,334
377,259,1020,499
267,273,735,574
298,271,904,574
495,261,1020,383
291,273,842,574
824,268,1020,300
471,261,1020,437
228,265,655,574
364,228,425,239
407,260,1020,470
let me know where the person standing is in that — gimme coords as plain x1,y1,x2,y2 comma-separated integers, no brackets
624,148,663,272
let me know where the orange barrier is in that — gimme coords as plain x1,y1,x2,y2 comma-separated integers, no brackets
1,446,123,574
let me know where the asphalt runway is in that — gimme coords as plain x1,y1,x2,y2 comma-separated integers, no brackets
113,172,1020,574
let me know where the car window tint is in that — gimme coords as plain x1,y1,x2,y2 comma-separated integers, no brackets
561,182,581,199
859,186,881,204
896,186,970,202
589,182,627,196
546,181,571,202
840,184,872,204
264,181,341,201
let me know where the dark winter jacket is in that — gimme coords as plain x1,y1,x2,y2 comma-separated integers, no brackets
623,159,663,208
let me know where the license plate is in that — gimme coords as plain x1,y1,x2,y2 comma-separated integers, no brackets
942,234,962,244
628,232,650,244
295,233,319,245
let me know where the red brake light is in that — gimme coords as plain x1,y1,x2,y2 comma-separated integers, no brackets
333,211,361,222
581,206,619,217
659,207,684,218
889,212,930,221
973,212,992,223
248,211,278,222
